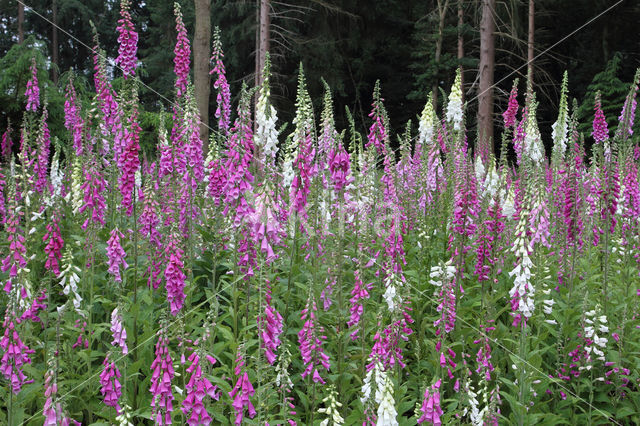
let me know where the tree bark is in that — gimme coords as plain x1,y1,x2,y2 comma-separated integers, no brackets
477,0,496,153
527,0,534,94
52,0,59,84
194,0,211,151
256,0,270,87
457,0,464,103
432,0,450,111
18,1,24,43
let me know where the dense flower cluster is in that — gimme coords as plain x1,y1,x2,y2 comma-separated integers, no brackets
116,0,138,79
106,228,128,282
149,333,174,425
164,236,186,315
1,310,35,393
173,3,191,97
182,349,219,425
99,355,122,412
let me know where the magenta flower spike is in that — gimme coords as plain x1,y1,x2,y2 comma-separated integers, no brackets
417,379,443,425
592,92,609,144
79,160,107,230
182,349,219,425
1,124,12,161
25,57,40,112
297,298,330,384
229,361,256,425
106,228,128,283
260,283,284,364
503,80,519,128
0,311,35,394
116,0,138,79
150,334,175,425
64,79,84,156
118,105,141,216
99,355,122,412
164,236,186,316
173,3,191,97
1,190,26,293
43,215,64,275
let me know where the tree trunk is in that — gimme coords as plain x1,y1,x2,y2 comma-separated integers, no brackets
256,0,270,87
52,0,59,84
527,0,534,94
432,0,450,111
477,0,496,153
194,0,211,151
457,0,464,103
18,1,24,43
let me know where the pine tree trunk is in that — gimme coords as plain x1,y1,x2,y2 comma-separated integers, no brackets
477,0,496,153
18,1,24,43
257,0,270,87
432,0,450,111
527,0,534,94
457,0,464,103
194,0,211,151
52,0,59,84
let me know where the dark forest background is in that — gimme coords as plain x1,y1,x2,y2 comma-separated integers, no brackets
1,0,639,154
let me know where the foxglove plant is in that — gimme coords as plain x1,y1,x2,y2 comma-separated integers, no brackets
318,385,344,426
149,330,174,425
35,106,51,193
1,181,26,293
347,268,372,340
182,348,219,425
298,297,330,384
210,27,231,135
173,3,190,97
1,304,35,394
64,79,84,156
43,214,64,275
446,69,463,131
592,92,609,145
254,57,279,173
25,58,39,112
1,121,12,161
551,72,569,164
110,308,128,355
417,379,442,425
99,354,122,412
119,104,141,216
116,0,138,79
106,228,128,283
58,246,83,314
164,234,186,315
503,79,519,129
260,281,284,364
229,352,256,425
509,196,535,326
